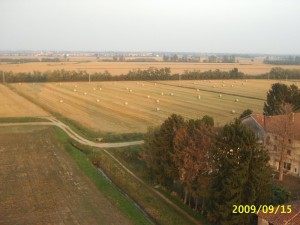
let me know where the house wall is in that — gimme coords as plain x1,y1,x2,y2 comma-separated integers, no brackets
264,133,300,177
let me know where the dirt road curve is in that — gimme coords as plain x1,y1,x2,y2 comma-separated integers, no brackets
0,117,144,148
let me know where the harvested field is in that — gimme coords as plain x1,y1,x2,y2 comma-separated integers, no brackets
0,84,48,117
2,61,300,75
0,126,133,225
11,79,298,133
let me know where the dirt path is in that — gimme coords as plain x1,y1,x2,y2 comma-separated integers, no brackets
0,117,144,148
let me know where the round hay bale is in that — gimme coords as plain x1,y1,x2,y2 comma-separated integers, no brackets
73,89,77,92
170,93,174,96
213,85,215,88
161,92,164,95
59,99,63,103
93,87,96,91
126,87,129,90
222,84,225,87
196,89,199,92
156,99,160,103
129,89,133,92
142,84,145,87
147,95,150,98
154,83,157,86
124,101,128,105
156,107,160,111
96,99,100,103
231,110,236,114
219,94,222,98
99,88,102,91
75,85,78,88
84,92,87,95
231,84,234,87
198,95,201,100
235,99,239,102
59,83,62,86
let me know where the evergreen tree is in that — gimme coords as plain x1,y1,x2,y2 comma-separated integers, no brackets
209,119,272,225
263,83,300,115
143,114,185,189
239,109,253,119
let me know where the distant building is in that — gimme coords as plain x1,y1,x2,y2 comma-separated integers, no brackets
257,201,300,225
242,113,300,177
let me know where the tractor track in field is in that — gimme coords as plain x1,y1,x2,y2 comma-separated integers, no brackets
150,80,266,101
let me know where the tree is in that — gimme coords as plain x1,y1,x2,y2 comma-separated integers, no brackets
173,119,215,212
201,115,214,126
209,119,272,225
263,83,300,115
239,109,253,119
143,114,185,189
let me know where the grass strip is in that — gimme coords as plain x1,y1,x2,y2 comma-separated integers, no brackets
0,117,49,123
54,126,153,225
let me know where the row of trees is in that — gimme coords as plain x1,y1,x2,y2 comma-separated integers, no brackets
2,67,300,83
0,58,60,63
143,114,276,225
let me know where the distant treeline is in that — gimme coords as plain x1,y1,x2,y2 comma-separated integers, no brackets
0,58,61,63
264,56,300,65
1,67,300,83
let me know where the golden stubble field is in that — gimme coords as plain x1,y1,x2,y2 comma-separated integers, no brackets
0,126,133,225
0,84,48,117
2,61,300,75
11,79,298,133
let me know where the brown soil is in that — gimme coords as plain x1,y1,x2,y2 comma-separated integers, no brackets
0,126,133,225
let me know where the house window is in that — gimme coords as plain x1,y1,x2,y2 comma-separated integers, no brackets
295,168,298,173
287,150,291,156
284,162,291,170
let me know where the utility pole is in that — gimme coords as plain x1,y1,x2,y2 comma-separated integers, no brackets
2,71,5,84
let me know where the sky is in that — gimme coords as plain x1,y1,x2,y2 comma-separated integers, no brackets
0,0,300,54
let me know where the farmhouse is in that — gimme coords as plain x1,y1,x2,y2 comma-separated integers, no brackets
242,113,300,177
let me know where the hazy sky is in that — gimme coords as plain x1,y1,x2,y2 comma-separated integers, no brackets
1,0,299,54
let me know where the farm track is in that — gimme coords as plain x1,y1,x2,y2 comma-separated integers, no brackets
0,120,201,225
152,81,266,101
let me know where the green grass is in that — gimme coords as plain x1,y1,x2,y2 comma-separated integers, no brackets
53,127,153,225
0,117,49,123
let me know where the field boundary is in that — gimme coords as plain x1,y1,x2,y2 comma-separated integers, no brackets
150,81,266,101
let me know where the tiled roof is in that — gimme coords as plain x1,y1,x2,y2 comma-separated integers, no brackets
257,201,300,225
251,113,300,141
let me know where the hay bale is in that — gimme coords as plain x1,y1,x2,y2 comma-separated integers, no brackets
142,84,145,87
231,110,236,114
235,99,239,102
75,85,78,88
170,93,174,96
126,87,129,90
155,83,157,86
84,92,87,95
59,99,63,103
198,95,201,100
147,95,150,98
156,99,160,103
129,89,133,92
231,84,234,87
161,92,164,95
219,94,222,98
196,89,200,92
73,89,77,92
96,99,100,102
156,107,160,111
124,102,128,105
99,88,102,91
213,85,215,88
222,84,225,87
93,87,96,91
59,83,62,86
